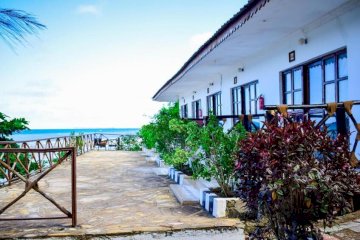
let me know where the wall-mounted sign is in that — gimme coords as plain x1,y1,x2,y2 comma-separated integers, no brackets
234,76,237,84
289,50,295,62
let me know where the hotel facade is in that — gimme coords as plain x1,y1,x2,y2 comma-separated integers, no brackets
153,0,360,157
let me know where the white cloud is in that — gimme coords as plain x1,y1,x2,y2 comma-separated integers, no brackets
189,32,212,50
76,5,101,15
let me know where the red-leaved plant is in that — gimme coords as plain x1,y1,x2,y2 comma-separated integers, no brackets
235,119,360,239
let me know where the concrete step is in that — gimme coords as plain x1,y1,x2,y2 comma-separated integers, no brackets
183,177,219,191
182,178,201,198
153,167,170,176
170,184,198,206
198,179,219,189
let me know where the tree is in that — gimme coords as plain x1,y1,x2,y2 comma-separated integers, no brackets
0,8,46,48
0,112,28,141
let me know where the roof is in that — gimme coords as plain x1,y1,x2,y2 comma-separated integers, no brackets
153,0,268,100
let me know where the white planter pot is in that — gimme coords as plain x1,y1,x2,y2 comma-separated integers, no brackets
199,188,210,206
212,198,242,218
179,173,191,185
158,159,165,167
205,192,218,211
170,168,176,179
173,170,182,182
168,167,173,177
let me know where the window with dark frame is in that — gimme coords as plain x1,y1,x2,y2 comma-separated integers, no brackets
241,81,258,115
207,92,221,116
191,99,202,119
180,104,188,119
308,52,348,104
281,49,348,105
282,67,303,105
281,49,348,138
231,86,241,124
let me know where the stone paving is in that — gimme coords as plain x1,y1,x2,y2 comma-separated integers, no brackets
0,151,242,239
325,216,360,240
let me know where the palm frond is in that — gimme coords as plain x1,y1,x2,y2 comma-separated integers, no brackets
0,8,46,48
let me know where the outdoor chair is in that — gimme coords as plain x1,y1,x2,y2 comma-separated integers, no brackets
94,138,108,150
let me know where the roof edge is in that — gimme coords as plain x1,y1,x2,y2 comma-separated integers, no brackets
153,0,268,101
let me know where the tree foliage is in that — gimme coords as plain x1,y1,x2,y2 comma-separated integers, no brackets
140,106,248,196
0,8,46,48
139,102,189,170
188,115,247,197
0,112,29,141
235,119,360,239
138,123,157,149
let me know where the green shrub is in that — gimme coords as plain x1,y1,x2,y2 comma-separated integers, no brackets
138,123,157,149
139,102,191,172
189,115,247,197
116,135,141,151
139,106,248,196
70,132,85,155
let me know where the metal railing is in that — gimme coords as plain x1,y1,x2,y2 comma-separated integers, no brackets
0,147,77,226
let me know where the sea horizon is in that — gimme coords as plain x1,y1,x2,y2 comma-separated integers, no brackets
10,128,139,142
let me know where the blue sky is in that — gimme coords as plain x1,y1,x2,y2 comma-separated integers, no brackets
0,0,246,128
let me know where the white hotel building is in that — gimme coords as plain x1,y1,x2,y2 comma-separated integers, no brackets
153,0,360,157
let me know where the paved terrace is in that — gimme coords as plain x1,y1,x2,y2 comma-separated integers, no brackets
0,151,242,239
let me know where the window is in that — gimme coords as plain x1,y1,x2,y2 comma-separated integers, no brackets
309,52,348,103
308,61,322,104
181,104,188,118
192,99,202,118
282,67,303,105
281,49,348,105
281,49,349,137
242,81,258,115
231,81,259,128
207,92,221,115
231,86,241,124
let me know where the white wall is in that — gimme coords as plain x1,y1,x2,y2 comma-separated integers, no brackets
179,5,360,157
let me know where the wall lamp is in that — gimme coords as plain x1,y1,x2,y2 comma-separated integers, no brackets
299,38,308,45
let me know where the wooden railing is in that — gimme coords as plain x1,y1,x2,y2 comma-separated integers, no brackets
0,147,77,226
0,132,138,226
0,134,94,156
184,114,265,132
184,101,360,165
0,132,140,154
93,133,141,151
264,101,360,166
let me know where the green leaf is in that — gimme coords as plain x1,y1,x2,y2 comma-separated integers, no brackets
276,189,284,196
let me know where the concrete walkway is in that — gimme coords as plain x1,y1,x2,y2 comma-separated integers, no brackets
0,151,243,239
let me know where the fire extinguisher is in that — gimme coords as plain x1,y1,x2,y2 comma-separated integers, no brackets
258,94,265,110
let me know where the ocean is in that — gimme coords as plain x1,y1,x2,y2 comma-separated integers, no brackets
10,128,139,142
